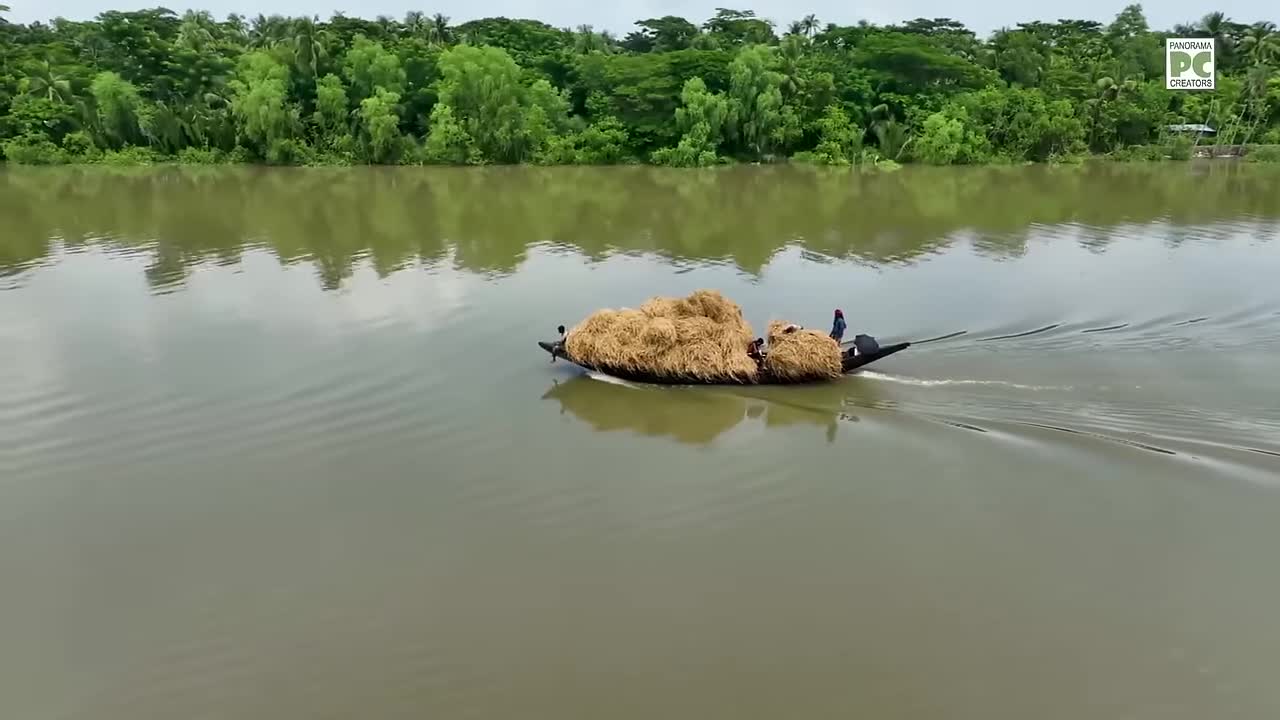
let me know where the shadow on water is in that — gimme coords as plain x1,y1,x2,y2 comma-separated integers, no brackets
3,162,1280,292
541,371,894,445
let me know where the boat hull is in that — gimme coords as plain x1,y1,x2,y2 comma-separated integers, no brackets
537,339,910,385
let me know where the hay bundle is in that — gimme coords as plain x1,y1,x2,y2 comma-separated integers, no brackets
563,308,652,370
762,320,843,382
673,289,746,324
640,317,678,350
638,290,745,325
565,290,759,383
639,297,680,318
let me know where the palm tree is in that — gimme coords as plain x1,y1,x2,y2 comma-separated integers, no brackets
1083,76,1139,150
139,100,185,154
224,13,247,40
72,29,111,63
777,35,806,97
1239,21,1279,65
574,25,611,54
374,15,398,37
428,13,451,46
868,104,907,160
291,15,331,77
1198,12,1230,38
786,20,804,37
800,14,819,38
22,59,74,103
248,14,289,48
1196,11,1238,68
177,10,215,51
175,88,233,150
403,11,427,37
248,13,269,46
1094,75,1138,102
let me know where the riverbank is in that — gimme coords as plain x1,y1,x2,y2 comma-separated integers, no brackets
5,143,1280,168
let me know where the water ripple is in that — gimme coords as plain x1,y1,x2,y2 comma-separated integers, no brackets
6,167,1280,720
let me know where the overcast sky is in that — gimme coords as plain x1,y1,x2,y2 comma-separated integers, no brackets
3,0,1274,38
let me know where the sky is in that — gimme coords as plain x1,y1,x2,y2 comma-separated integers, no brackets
2,0,1274,39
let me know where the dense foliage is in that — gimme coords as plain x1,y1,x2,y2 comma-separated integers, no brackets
2,4,1278,165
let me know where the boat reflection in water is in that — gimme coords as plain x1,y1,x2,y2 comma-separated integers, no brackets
541,373,891,446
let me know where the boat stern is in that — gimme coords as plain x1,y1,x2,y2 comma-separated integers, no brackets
538,339,570,361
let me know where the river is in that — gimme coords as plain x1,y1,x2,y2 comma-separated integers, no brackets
2,163,1279,720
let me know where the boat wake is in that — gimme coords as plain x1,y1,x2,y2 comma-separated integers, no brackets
858,371,1072,392
585,371,645,389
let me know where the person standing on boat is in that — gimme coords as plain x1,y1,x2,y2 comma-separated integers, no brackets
829,309,847,342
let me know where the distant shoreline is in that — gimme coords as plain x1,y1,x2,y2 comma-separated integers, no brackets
4,145,1279,169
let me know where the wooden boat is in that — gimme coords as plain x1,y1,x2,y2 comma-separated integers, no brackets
537,333,910,386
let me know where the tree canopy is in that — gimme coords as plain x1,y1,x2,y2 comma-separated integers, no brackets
2,5,1278,166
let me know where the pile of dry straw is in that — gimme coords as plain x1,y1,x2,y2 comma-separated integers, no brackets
563,290,844,384
761,320,844,381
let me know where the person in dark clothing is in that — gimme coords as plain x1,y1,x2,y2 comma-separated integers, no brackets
829,309,847,342
747,337,766,369
551,325,567,362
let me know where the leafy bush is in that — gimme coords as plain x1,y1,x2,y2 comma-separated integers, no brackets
1166,135,1194,161
61,131,99,160
176,147,226,164
3,134,67,164
265,138,314,165
912,107,989,165
1109,144,1167,162
97,146,161,165
1245,145,1280,163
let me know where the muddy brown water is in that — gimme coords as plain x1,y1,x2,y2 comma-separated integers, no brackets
3,163,1280,719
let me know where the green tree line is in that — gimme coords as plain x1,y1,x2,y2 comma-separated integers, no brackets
2,4,1278,166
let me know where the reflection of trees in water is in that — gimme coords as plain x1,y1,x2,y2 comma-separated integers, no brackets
542,374,889,445
0,232,50,279
3,163,1280,291
144,242,191,292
